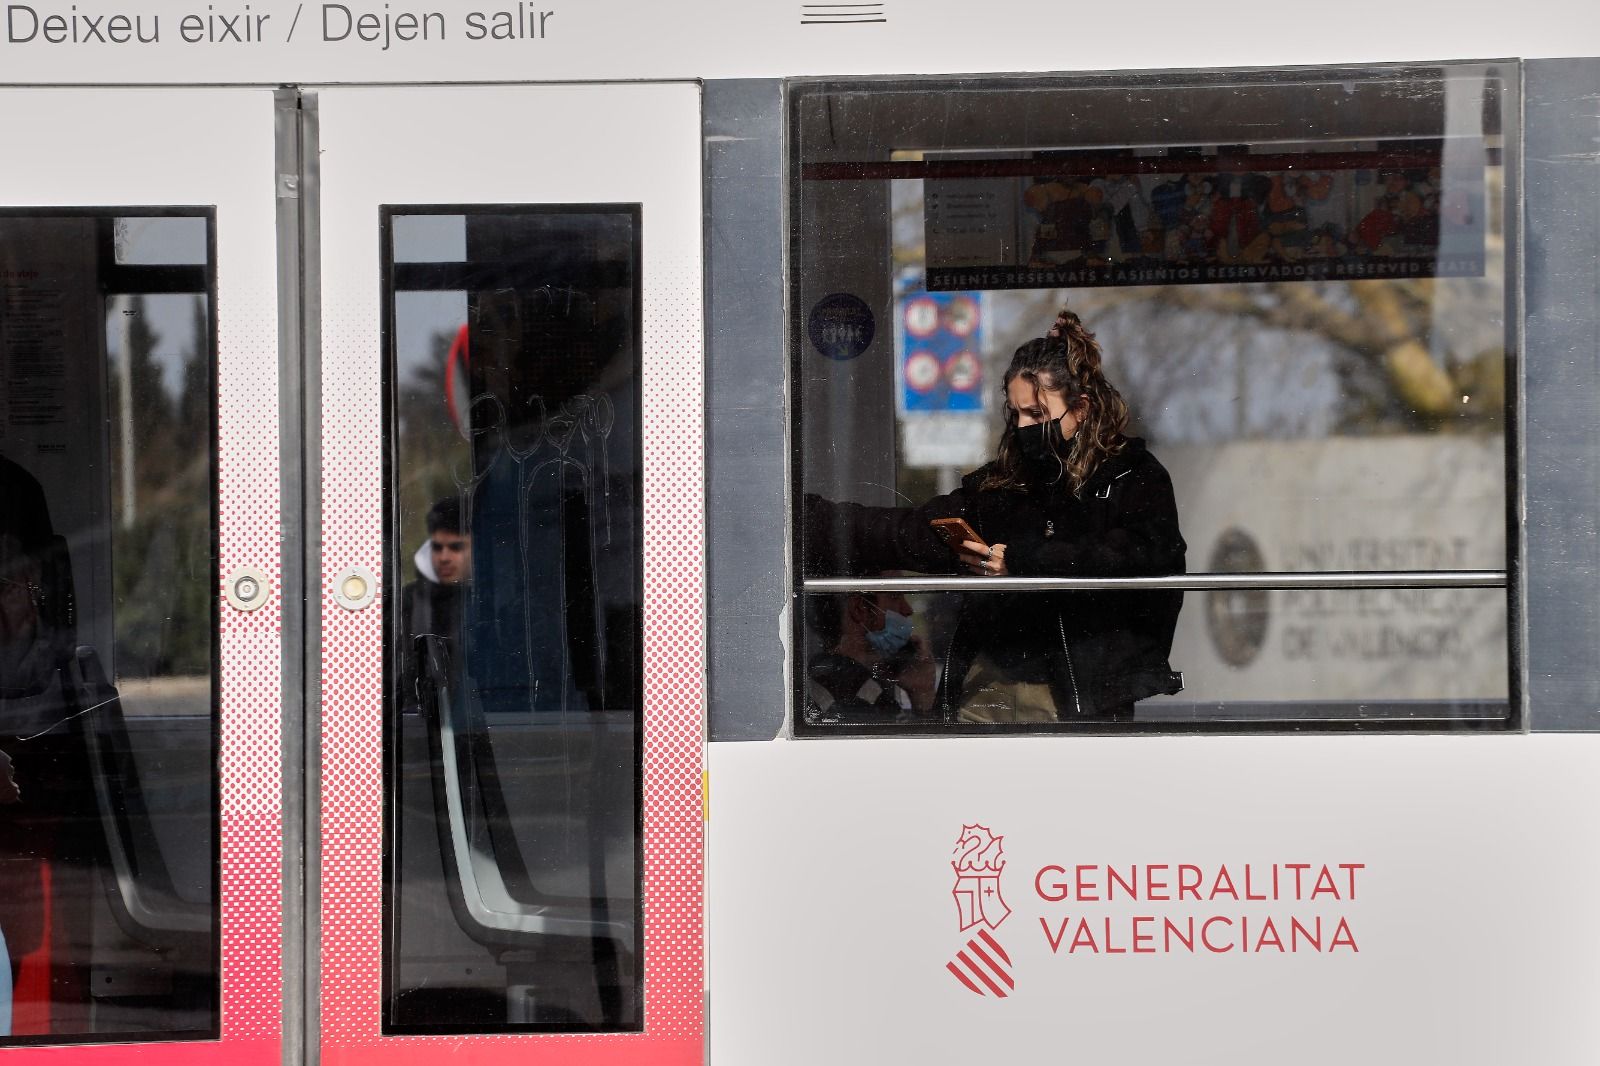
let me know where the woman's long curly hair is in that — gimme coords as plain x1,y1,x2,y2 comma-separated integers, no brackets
984,309,1130,494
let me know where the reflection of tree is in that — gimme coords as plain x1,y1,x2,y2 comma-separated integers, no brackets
395,329,470,547
964,278,1503,444
1138,279,1504,433
109,295,211,678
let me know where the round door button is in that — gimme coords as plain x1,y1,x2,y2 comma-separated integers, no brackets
225,567,270,612
333,566,377,611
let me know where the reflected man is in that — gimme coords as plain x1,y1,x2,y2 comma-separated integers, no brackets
399,497,473,714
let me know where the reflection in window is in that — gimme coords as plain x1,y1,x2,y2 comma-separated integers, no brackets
0,212,217,1042
791,67,1514,731
385,207,641,1032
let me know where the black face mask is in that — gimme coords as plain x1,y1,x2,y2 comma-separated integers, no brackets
1015,415,1071,480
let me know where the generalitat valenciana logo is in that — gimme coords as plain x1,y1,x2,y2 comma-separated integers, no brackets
946,823,1014,998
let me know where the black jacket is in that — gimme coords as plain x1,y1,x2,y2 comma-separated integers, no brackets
398,577,464,715
804,438,1185,721
804,650,912,725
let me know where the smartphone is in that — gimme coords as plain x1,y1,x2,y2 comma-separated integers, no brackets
930,517,989,554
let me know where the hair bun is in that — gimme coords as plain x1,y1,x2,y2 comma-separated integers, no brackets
1048,308,1085,337
1049,308,1101,371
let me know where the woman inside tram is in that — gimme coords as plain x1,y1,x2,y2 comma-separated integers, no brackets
805,309,1187,723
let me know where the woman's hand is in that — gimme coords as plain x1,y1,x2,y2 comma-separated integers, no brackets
960,541,1008,577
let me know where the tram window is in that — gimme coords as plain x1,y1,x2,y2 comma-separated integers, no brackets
111,216,208,266
383,206,642,1033
790,66,1516,733
0,212,219,1041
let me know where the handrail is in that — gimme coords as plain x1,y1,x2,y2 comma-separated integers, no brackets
802,570,1507,593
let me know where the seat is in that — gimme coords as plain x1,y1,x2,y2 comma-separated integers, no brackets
65,645,212,955
413,632,634,1023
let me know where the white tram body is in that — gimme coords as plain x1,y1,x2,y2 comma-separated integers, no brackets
0,5,1595,1065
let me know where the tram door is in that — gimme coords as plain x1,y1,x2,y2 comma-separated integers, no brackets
0,90,285,1061
311,85,704,1065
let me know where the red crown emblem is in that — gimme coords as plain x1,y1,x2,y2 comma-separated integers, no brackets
951,823,1010,933
952,823,1007,876
947,824,1014,998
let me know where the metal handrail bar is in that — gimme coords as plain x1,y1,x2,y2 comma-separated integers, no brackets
801,570,1508,593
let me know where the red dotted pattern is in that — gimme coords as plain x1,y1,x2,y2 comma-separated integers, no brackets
216,291,286,1052
318,288,387,1046
318,257,704,1065
637,264,707,1039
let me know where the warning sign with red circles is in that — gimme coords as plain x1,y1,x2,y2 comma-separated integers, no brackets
943,295,980,338
904,296,941,339
945,349,982,392
895,288,985,415
905,350,943,394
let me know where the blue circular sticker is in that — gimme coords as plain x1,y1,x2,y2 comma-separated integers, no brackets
807,293,876,361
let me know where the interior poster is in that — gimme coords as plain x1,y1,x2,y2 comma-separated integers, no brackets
924,142,1487,291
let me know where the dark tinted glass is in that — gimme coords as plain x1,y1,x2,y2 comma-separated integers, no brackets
384,207,642,1032
0,212,217,1042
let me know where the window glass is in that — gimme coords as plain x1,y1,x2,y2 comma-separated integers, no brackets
385,206,642,1032
112,216,208,266
0,211,218,1041
791,67,1514,732
391,214,466,264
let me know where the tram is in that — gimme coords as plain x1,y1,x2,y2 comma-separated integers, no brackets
0,7,1595,1065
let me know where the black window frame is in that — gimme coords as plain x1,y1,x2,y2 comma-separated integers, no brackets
378,202,648,1034
785,64,1523,737
0,205,222,1044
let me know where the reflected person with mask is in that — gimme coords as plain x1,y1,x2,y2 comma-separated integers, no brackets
804,586,938,725
804,309,1186,723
